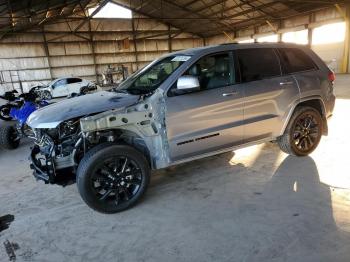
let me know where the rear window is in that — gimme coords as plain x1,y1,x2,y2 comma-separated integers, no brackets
278,48,317,74
236,48,281,83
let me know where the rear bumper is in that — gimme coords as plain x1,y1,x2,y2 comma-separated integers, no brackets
326,94,336,118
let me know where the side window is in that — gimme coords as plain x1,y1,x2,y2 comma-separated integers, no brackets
237,48,281,83
67,78,82,84
52,79,67,89
169,52,233,96
278,48,317,74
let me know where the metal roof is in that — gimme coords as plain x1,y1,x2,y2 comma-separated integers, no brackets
0,0,347,38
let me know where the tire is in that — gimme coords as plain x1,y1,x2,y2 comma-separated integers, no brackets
0,105,13,121
0,125,20,149
80,86,89,95
277,106,323,156
41,91,52,100
77,143,150,213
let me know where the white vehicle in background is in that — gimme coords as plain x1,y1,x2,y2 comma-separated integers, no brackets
37,77,97,99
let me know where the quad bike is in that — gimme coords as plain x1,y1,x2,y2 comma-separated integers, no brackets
0,90,20,121
0,91,49,149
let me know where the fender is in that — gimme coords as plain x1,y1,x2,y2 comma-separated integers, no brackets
280,95,328,136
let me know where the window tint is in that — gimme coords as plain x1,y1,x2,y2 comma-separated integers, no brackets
237,48,281,82
119,56,187,95
67,78,82,84
278,48,317,74
169,52,233,96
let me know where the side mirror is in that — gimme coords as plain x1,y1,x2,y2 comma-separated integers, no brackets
177,75,200,91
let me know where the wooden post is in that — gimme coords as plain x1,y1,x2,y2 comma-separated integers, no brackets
131,15,139,72
168,24,172,52
307,13,315,48
334,4,350,73
42,28,53,80
342,5,350,73
88,19,98,82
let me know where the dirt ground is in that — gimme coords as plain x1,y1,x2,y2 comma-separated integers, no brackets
0,75,349,262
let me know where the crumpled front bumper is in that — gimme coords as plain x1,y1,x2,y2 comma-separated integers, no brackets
30,145,76,186
29,146,55,184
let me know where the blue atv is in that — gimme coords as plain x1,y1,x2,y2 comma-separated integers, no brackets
0,90,49,149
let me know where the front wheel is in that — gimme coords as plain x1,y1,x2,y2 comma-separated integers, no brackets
0,105,12,121
0,125,20,149
277,106,323,156
40,91,52,100
77,144,150,213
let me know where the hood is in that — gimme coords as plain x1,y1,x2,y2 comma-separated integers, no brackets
27,91,139,128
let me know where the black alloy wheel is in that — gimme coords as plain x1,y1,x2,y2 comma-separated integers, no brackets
292,112,320,153
77,144,150,213
92,156,142,204
277,106,323,156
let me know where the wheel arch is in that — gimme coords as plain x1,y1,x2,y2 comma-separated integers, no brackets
281,96,328,136
92,128,153,169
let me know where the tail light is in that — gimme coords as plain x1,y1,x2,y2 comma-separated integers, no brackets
328,71,336,83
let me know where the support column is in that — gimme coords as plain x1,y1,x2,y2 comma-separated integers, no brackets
343,5,350,73
131,15,139,72
307,13,315,48
42,28,53,80
167,24,172,52
88,19,98,82
335,4,350,73
277,20,282,42
253,26,258,43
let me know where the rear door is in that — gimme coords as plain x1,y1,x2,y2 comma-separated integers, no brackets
277,48,320,97
235,48,300,142
165,52,244,161
67,78,83,94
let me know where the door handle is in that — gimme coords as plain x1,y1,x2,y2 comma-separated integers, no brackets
222,91,238,97
280,81,293,86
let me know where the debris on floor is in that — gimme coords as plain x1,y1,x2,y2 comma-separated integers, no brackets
3,240,19,261
0,215,14,233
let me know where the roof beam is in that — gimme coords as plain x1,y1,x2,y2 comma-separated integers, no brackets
110,0,204,38
239,0,277,19
160,0,233,32
176,1,280,35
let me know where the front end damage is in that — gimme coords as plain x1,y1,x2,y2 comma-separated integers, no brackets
29,90,171,185
30,119,83,185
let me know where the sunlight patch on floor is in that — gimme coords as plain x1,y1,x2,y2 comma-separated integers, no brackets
311,99,350,189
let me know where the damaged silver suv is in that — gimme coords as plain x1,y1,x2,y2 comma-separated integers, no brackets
27,43,335,213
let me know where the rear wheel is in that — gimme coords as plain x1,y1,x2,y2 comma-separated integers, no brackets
277,106,323,156
77,144,150,213
80,86,89,95
0,125,20,149
0,105,12,121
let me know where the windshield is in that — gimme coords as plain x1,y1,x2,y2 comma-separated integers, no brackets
118,55,191,95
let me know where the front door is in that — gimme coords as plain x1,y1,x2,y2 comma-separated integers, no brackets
51,79,68,97
165,52,244,161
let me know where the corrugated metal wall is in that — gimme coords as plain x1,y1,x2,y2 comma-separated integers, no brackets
0,16,203,93
0,6,348,94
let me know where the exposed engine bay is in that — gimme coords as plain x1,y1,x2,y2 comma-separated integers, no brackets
29,90,169,186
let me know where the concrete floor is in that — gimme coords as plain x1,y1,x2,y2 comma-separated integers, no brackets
0,76,350,262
